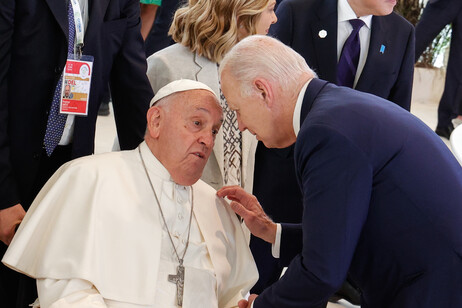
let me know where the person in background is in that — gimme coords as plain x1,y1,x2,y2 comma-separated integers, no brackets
2,79,258,308
147,0,277,196
144,0,182,56
415,0,462,139
0,0,153,306
140,0,161,41
218,35,462,308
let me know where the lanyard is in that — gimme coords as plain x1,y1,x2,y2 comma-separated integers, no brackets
69,0,85,59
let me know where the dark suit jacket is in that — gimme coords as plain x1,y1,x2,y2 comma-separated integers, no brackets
254,79,462,308
270,0,414,110
250,0,415,291
415,0,462,127
0,0,153,210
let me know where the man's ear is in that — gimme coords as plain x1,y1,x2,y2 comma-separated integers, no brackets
254,78,274,108
146,106,162,138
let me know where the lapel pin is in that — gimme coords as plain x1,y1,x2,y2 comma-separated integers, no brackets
318,30,327,39
380,44,386,54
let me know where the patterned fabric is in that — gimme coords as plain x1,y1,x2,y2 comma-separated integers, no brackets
43,1,75,156
218,85,242,186
337,19,365,88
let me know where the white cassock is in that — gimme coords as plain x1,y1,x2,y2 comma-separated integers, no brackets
2,142,258,308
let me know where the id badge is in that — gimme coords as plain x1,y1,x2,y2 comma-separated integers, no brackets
60,54,94,116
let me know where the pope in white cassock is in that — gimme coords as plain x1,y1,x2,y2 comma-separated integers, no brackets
2,80,258,308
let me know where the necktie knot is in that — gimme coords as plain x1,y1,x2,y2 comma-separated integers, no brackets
349,19,365,34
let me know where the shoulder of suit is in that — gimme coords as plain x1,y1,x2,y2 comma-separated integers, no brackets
149,43,193,58
147,43,194,68
280,0,320,10
376,11,414,30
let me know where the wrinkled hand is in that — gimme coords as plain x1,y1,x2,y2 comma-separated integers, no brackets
217,186,277,244
238,294,258,308
0,203,26,245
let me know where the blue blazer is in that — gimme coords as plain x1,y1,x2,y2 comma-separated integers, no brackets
251,0,415,290
0,0,153,210
270,0,414,111
254,79,462,308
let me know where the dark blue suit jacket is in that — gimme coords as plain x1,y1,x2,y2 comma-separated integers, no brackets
250,0,415,291
415,0,462,127
0,0,153,210
270,0,415,110
254,79,462,308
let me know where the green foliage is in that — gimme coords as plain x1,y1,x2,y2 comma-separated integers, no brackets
394,0,452,68
394,0,422,25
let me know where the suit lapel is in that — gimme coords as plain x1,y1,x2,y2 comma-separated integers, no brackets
356,16,389,90
311,0,338,83
44,0,68,41
193,54,225,180
194,54,220,95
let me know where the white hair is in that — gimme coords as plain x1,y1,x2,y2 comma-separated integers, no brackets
219,35,316,97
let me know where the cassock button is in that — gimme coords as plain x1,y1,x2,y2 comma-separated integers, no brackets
318,30,327,38
178,213,183,220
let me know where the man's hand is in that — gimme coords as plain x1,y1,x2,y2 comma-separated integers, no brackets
0,203,26,245
217,186,277,244
238,294,258,308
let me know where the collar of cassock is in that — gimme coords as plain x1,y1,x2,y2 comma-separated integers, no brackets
139,141,189,200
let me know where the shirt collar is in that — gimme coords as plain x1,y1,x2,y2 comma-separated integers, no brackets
139,141,190,200
292,80,311,137
338,0,373,28
139,141,173,182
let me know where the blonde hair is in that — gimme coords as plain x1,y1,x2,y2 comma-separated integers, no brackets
170,0,271,63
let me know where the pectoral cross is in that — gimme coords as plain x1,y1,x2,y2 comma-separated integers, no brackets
168,263,185,306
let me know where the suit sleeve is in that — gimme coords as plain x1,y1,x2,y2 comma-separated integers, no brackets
255,125,372,308
279,223,303,266
388,23,415,111
269,0,294,46
415,0,462,59
0,0,20,210
109,0,154,151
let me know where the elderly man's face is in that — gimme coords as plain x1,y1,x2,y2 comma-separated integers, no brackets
149,90,223,186
220,71,283,148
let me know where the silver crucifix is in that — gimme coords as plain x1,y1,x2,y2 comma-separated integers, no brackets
168,263,185,306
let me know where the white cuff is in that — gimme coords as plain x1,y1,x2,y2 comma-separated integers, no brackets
271,223,282,258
